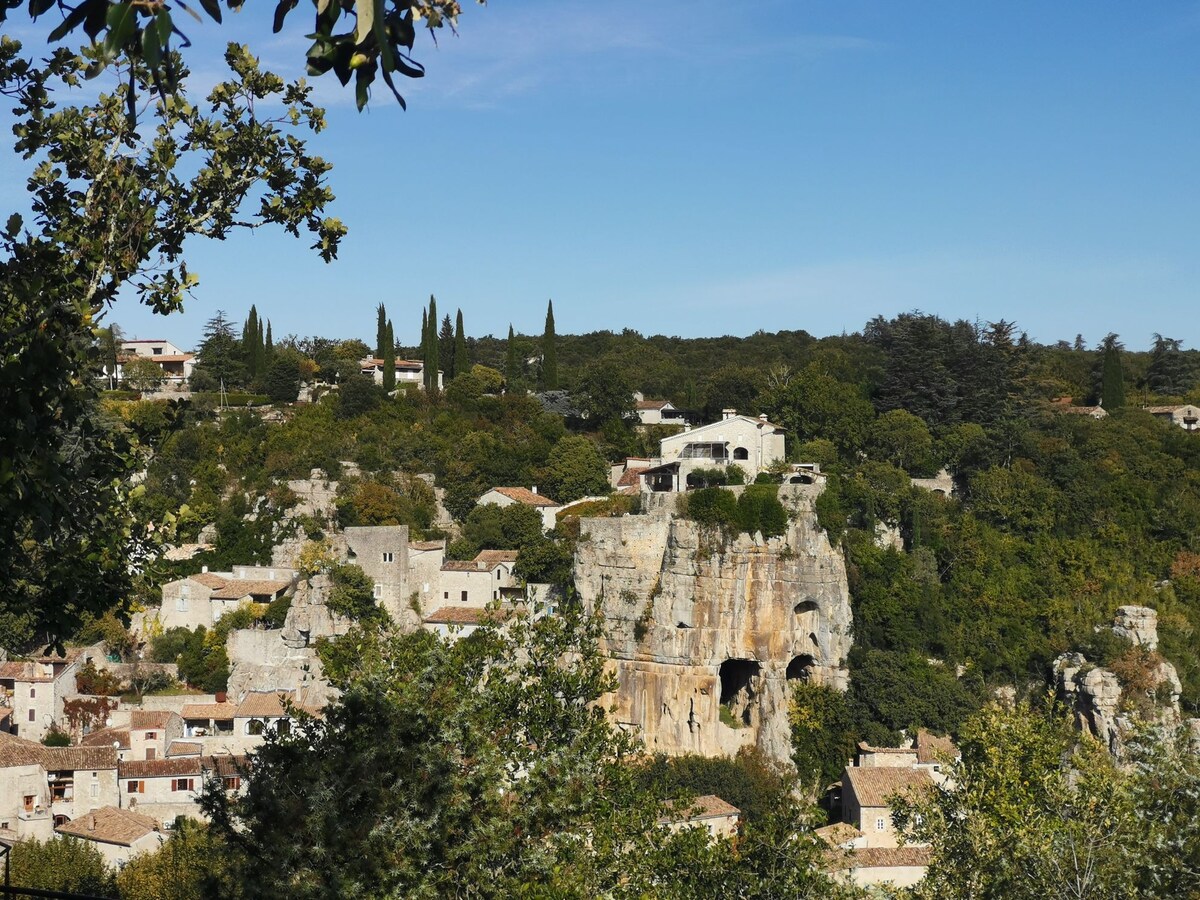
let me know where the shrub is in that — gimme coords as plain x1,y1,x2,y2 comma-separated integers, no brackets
149,627,197,664
42,726,71,747
328,564,381,621
75,661,123,696
736,484,788,538
684,487,740,530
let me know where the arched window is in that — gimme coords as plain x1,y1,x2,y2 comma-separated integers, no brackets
733,447,749,461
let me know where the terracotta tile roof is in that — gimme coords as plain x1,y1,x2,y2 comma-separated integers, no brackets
208,579,290,600
167,741,203,757
915,730,958,765
830,846,932,871
361,358,424,369
234,691,290,718
636,399,670,410
130,710,176,730
844,767,934,809
658,794,741,823
119,757,202,778
473,550,519,565
56,807,160,847
815,822,863,848
618,485,641,496
857,741,916,755
486,487,560,507
0,662,53,683
0,707,11,722
189,572,229,590
82,727,130,750
181,702,238,721
616,468,644,488
0,732,49,767
424,606,515,626
0,732,117,770
408,540,445,552
151,354,193,363
442,560,493,572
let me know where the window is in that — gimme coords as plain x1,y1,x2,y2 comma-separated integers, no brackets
443,591,449,600
460,591,468,602
733,447,749,461
382,552,394,563
171,778,195,792
28,709,35,722
145,731,157,740
152,347,163,355
29,687,35,698
373,583,382,599
126,781,145,794
875,818,886,832
177,596,188,612
223,776,241,791
247,719,265,736
23,795,34,812
0,822,8,830
90,782,99,798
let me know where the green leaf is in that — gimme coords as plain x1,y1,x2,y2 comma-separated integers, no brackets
102,2,136,59
353,0,376,45
47,3,90,42
5,213,22,238
141,23,161,68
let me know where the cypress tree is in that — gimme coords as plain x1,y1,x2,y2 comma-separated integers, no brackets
1100,335,1126,409
255,315,266,378
264,320,274,363
505,324,519,387
420,307,428,377
427,295,439,392
376,303,388,360
454,309,467,380
244,305,259,377
542,299,558,390
382,319,396,392
439,314,454,379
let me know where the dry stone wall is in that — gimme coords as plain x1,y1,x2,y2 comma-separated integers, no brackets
575,487,851,766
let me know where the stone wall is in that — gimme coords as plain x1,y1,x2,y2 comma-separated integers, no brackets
575,489,851,766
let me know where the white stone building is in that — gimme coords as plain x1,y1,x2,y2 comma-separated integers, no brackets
476,487,562,532
118,339,196,385
643,410,787,490
359,357,443,391
437,551,520,608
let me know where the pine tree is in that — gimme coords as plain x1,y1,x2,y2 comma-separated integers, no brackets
382,320,396,392
542,299,558,390
376,303,388,361
454,309,467,381
505,324,519,388
1100,333,1126,409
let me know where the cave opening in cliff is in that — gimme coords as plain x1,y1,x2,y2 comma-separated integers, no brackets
786,654,816,682
718,657,760,718
793,599,819,616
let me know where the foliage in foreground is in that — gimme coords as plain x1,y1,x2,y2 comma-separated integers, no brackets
892,701,1200,900
200,608,848,899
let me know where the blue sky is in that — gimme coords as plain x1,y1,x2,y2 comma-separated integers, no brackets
4,1,1199,349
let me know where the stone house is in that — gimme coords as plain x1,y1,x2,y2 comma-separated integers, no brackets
359,357,443,391
407,540,446,615
437,550,520,608
476,486,562,532
646,410,787,489
55,806,164,867
345,526,410,621
657,795,741,840
422,605,516,641
0,733,119,839
154,567,295,632
840,766,934,850
610,457,651,490
81,710,185,762
180,702,238,741
118,339,196,385
117,754,243,827
1146,404,1200,432
0,649,88,742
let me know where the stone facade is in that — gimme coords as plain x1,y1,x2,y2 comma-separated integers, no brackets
575,486,851,766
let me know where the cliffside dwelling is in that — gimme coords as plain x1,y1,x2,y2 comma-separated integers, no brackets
657,795,741,839
640,410,787,490
476,486,562,531
0,650,90,742
0,733,119,841
153,566,297,632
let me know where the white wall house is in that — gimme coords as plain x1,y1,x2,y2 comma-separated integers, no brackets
118,339,196,384
437,551,520,608
360,358,443,390
1147,404,1200,431
633,392,690,427
476,487,562,532
0,651,87,743
152,569,295,633
645,410,787,490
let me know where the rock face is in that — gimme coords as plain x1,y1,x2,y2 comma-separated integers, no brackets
575,486,852,766
1054,605,1184,755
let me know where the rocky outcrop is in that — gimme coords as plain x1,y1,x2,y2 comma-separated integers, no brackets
575,486,852,766
1054,606,1186,755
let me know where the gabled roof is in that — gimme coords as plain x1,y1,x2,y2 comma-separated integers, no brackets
233,691,289,719
442,561,494,572
56,807,160,847
360,357,424,370
815,822,863,848
181,702,238,721
473,550,519,565
0,732,118,770
483,487,560,507
843,766,934,808
189,572,229,590
915,729,958,765
82,726,131,750
408,540,446,552
657,794,740,824
424,606,514,626
826,845,931,872
130,710,177,730
119,754,244,779
167,741,203,757
664,414,785,441
209,579,290,600
636,399,672,410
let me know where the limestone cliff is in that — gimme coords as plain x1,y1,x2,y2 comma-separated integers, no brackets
575,486,852,766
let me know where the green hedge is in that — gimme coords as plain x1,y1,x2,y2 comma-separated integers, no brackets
101,389,142,401
191,391,272,407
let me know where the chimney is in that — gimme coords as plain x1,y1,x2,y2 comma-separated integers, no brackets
759,413,768,421
531,486,538,494
201,565,208,574
87,814,96,832
722,408,737,420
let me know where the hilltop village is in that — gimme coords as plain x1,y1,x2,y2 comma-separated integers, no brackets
4,308,1200,896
